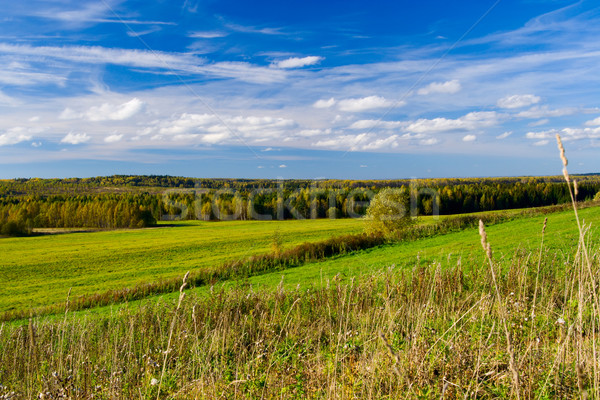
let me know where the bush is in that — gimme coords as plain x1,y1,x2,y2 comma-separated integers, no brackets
595,191,600,201
365,187,413,235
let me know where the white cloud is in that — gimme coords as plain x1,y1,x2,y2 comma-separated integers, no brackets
533,140,549,146
279,164,287,168
496,131,513,139
297,128,331,137
61,132,90,145
585,116,600,126
104,134,124,143
406,111,499,134
517,105,577,119
462,134,477,142
348,120,405,130
0,43,285,84
145,113,297,145
314,133,399,151
419,138,439,146
529,119,549,127
0,127,33,146
418,79,461,95
31,142,42,147
189,31,228,39
337,96,396,112
497,94,541,109
87,98,145,121
526,126,600,143
313,98,336,109
59,107,81,120
525,131,553,140
273,56,323,69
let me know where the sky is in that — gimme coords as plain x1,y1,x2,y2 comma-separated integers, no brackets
0,0,599,179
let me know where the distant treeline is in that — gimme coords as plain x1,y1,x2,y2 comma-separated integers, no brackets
1,175,599,235
0,194,156,236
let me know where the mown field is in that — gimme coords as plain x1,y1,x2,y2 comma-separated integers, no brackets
0,218,364,314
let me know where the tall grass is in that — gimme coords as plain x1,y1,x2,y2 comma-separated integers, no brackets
0,237,598,398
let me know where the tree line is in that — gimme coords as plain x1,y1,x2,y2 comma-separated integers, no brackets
0,194,156,236
1,175,599,236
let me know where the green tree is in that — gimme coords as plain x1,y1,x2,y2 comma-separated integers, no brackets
365,188,412,236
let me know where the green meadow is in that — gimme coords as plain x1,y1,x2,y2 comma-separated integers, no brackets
0,218,364,313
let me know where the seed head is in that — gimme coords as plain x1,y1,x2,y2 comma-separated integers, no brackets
542,217,547,235
478,220,492,260
556,134,568,167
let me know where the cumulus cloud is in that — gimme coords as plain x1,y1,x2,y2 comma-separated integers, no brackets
496,131,512,139
297,128,331,137
419,138,439,146
585,116,600,126
313,98,336,109
0,127,33,146
144,112,297,145
526,126,600,142
517,105,577,119
273,56,323,69
59,107,80,120
59,98,145,121
497,94,541,109
417,79,461,95
525,131,553,140
61,132,90,144
279,164,287,168
314,133,399,151
348,120,405,130
337,96,396,112
406,111,499,134
87,98,144,121
462,134,477,142
104,134,124,143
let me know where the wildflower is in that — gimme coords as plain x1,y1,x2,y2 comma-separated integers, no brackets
151,378,159,386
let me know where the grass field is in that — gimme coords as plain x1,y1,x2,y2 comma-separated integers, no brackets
62,203,599,320
2,203,599,398
242,205,600,290
0,218,364,313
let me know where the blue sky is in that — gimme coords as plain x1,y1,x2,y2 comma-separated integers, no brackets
1,0,599,179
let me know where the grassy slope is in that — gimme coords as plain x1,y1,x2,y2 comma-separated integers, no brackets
226,206,600,291
0,219,363,313
55,205,600,322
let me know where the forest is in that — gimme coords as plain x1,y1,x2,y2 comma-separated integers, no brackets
1,174,600,236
